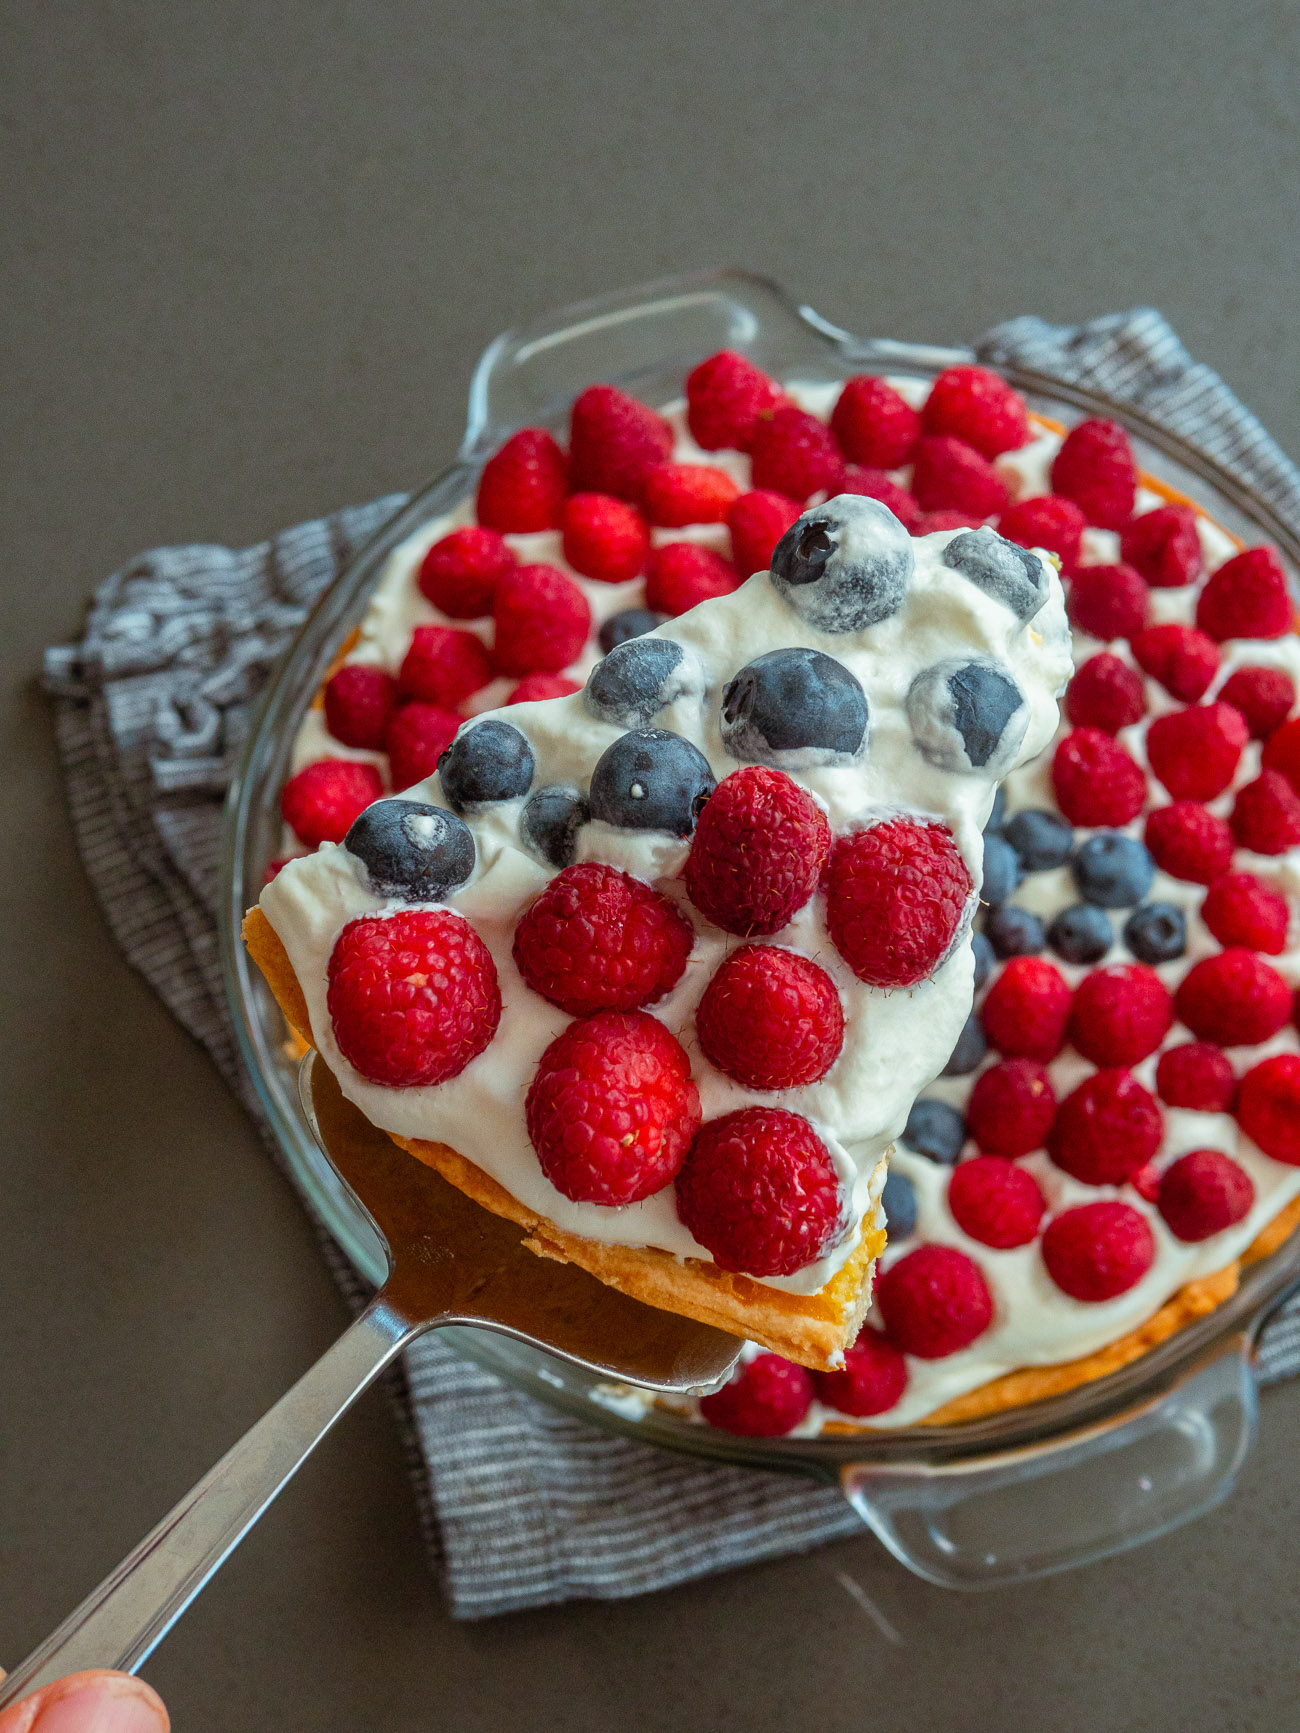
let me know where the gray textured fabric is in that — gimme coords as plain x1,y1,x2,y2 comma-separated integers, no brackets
42,308,1300,1620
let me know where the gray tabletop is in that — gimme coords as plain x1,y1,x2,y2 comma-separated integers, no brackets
4,4,1300,1729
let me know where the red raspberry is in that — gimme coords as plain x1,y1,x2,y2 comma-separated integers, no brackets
1145,702,1248,801
1144,801,1234,884
1068,963,1174,1066
1174,949,1292,1046
696,945,844,1089
1048,1068,1163,1185
513,862,693,1018
1051,728,1147,825
1232,770,1300,854
1202,871,1290,953
684,765,831,937
727,488,802,578
875,1244,993,1359
641,462,741,527
916,508,984,533
1218,665,1296,739
1065,653,1147,734
476,428,568,532
999,495,1085,570
1197,546,1294,642
1156,1042,1237,1112
1131,1161,1163,1203
397,624,492,707
560,492,649,583
492,563,591,675
966,1058,1057,1156
1158,1149,1255,1242
1236,1054,1300,1163
699,1353,814,1437
826,820,972,988
527,1011,700,1206
675,1108,843,1277
838,466,922,532
947,1155,1046,1249
981,957,1072,1062
323,663,397,750
1049,419,1137,529
1260,716,1300,790
327,909,501,1087
417,525,515,618
506,672,580,704
1042,1201,1155,1301
685,350,785,452
1119,504,1202,588
281,758,383,847
813,1330,908,1418
645,543,739,615
911,435,1009,519
830,374,921,469
922,364,1030,458
384,702,459,790
1067,562,1149,641
1131,623,1220,702
569,384,673,502
749,405,844,500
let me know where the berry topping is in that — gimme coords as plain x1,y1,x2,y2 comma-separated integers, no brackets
439,719,535,811
569,385,673,502
1003,808,1074,872
1066,562,1149,641
1158,1150,1255,1242
641,462,741,526
721,647,869,768
826,819,973,988
830,374,922,468
506,672,580,704
1156,1042,1237,1112
1144,801,1234,884
644,542,739,614
343,799,475,901
1064,652,1147,733
948,1155,1046,1249
912,435,1009,519
1042,1201,1155,1302
1231,771,1300,854
982,955,1073,1060
1123,902,1188,964
838,466,922,532
982,833,1022,905
1048,1068,1163,1184
814,1331,909,1417
972,931,995,986
589,728,716,836
417,525,515,618
685,350,785,452
696,945,844,1089
475,428,569,532
770,497,915,633
699,1354,814,1437
281,758,384,847
922,364,1030,458
749,405,844,500
327,909,500,1088
902,1098,967,1164
907,658,1028,776
1068,963,1174,1065
1236,1054,1300,1163
397,623,493,707
1052,728,1147,826
875,1244,994,1359
1131,623,1220,702
1049,418,1137,529
384,701,460,789
1146,702,1247,801
1217,665,1295,739
323,663,398,750
585,636,705,730
999,494,1085,570
519,783,589,870
1174,949,1292,1046
727,489,802,579
598,607,668,652
1260,715,1300,789
984,905,1046,959
492,563,592,675
1202,871,1290,954
1119,504,1202,588
1071,832,1155,908
684,765,831,937
561,492,650,583
941,526,1050,622
966,1057,1057,1156
944,1013,989,1075
1048,904,1114,965
1196,546,1294,642
882,1170,918,1240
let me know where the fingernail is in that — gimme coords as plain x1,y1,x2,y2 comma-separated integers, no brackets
31,1676,167,1733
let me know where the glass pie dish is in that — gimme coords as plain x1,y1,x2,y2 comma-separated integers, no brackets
221,269,1300,1590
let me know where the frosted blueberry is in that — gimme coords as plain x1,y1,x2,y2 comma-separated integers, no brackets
343,800,476,901
584,637,704,729
589,729,716,837
769,494,914,633
907,658,1029,776
720,647,869,769
942,526,1048,622
520,784,589,870
439,719,535,812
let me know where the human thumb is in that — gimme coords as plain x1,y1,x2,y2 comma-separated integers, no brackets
0,1670,168,1733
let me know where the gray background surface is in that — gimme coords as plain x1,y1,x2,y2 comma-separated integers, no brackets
3,3,1300,1728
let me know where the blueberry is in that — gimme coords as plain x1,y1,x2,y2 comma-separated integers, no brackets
907,658,1028,775
720,647,869,769
1124,901,1188,964
343,799,476,901
769,495,915,633
1048,903,1113,964
520,783,589,870
943,1013,988,1076
598,607,668,653
982,833,1022,906
1071,832,1155,908
1004,808,1074,872
972,930,995,989
589,728,716,836
882,1170,918,1242
585,636,704,729
438,719,535,812
941,526,1049,622
986,785,1008,834
985,904,1046,959
902,1098,966,1164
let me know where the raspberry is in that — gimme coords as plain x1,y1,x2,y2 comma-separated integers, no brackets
1066,562,1150,641
323,663,398,750
1131,623,1220,702
830,374,922,469
814,1331,909,1417
838,466,922,531
696,945,844,1089
641,462,741,527
1051,728,1147,825
1042,1201,1155,1301
826,820,972,988
417,525,515,618
569,384,673,502
1131,1161,1163,1203
397,624,492,707
1119,504,1202,589
999,495,1085,570
947,1155,1046,1249
675,1108,843,1276
1145,702,1248,801
1260,716,1300,790
506,672,580,704
1048,1068,1163,1185
1144,801,1234,884
1201,871,1290,953
1232,771,1300,854
916,508,984,533
749,405,844,500
559,492,649,583
966,1058,1057,1156
981,957,1073,1061
1218,665,1296,739
384,702,459,790
476,428,568,532
699,1353,814,1437
513,863,693,1017
1174,949,1292,1046
685,350,785,452
922,364,1030,458
281,758,384,847
727,488,802,578
911,435,1009,519
527,1011,700,1205
327,909,500,1087
492,563,591,675
684,765,830,937
1196,546,1293,642
1064,653,1147,733
1236,1054,1300,1163
1156,1042,1237,1112
875,1245,993,1358
1158,1150,1255,1242
1068,963,1174,1066
1049,419,1137,529
645,541,740,615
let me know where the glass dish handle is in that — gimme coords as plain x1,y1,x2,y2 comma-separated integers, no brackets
840,1330,1258,1589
